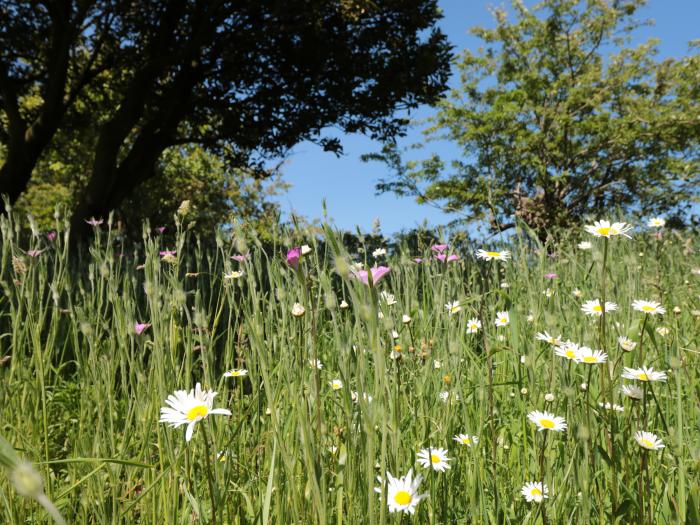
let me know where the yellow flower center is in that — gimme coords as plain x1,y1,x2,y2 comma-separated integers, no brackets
540,419,555,429
592,305,602,312
332,382,341,390
641,305,654,312
640,439,654,448
187,405,208,421
461,437,471,445
394,491,412,505
565,350,575,359
500,318,507,323
393,345,402,352
430,454,441,464
637,373,648,381
486,251,501,257
597,227,611,235
531,488,542,496
583,356,597,363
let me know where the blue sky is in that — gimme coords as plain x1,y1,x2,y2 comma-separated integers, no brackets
273,0,699,234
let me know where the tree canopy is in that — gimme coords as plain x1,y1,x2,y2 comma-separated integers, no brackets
368,0,700,235
0,0,451,237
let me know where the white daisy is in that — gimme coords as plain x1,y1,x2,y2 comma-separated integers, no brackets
535,331,562,346
291,303,306,317
494,311,510,327
581,299,618,316
647,217,665,228
618,336,637,352
380,291,397,305
521,481,548,503
621,384,644,400
577,241,592,250
416,447,451,472
374,469,428,514
584,220,633,239
372,247,387,258
309,359,323,370
223,368,248,378
467,318,482,333
632,300,666,316
223,270,244,280
329,379,343,391
554,341,579,361
159,383,232,442
475,249,511,261
445,300,462,315
575,347,607,365
621,366,667,382
634,431,664,451
453,434,479,447
527,410,567,432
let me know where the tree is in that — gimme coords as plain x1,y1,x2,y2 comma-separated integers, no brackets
369,0,700,235
0,0,451,237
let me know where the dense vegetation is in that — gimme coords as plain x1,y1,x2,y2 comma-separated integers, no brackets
0,211,698,524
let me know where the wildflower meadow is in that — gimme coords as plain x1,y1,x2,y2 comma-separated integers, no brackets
1,212,699,524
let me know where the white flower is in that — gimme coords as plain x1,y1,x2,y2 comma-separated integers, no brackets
577,241,593,250
584,220,633,239
647,217,666,228
291,303,306,317
621,366,667,382
527,410,567,432
475,249,511,261
351,391,373,404
223,368,248,378
339,300,349,309
445,301,461,315
535,331,561,346
329,379,343,391
621,384,644,400
494,311,510,327
380,291,397,305
372,247,387,258
575,347,608,364
572,288,582,297
402,314,412,324
581,299,618,316
618,336,637,352
439,391,460,403
433,360,441,369
521,481,548,503
542,288,554,298
634,431,664,450
655,326,670,336
224,270,244,280
554,341,579,361
632,300,666,316
500,282,510,288
159,383,232,442
453,434,479,447
467,318,482,333
374,469,428,514
544,393,555,402
416,447,451,472
301,245,312,255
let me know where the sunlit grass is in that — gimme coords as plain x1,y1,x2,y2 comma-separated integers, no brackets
0,212,699,524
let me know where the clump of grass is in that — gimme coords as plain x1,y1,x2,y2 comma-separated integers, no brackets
0,212,698,524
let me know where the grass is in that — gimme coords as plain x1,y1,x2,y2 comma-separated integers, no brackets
0,212,699,524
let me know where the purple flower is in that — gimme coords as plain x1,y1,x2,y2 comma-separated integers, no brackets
134,322,151,335
435,253,459,263
413,257,423,263
286,247,301,269
159,250,177,257
27,250,43,257
545,272,558,279
231,253,251,263
155,226,166,234
352,266,391,286
431,244,449,253
85,217,103,226
46,231,57,241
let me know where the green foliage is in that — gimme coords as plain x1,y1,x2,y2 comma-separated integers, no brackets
370,0,700,234
1,210,699,523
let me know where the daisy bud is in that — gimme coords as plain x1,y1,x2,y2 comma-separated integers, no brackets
301,245,312,255
673,306,681,314
580,382,588,391
520,388,528,396
402,314,412,324
291,303,305,317
544,393,555,402
391,330,399,339
339,300,349,309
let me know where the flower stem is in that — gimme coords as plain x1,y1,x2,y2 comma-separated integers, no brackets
201,423,218,525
